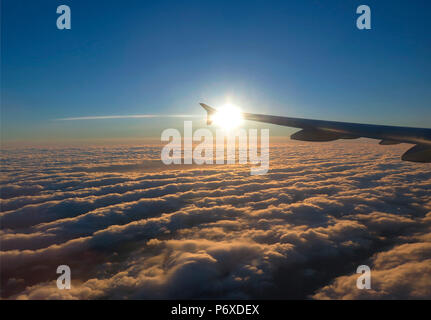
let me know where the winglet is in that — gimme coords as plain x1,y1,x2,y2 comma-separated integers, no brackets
200,103,217,125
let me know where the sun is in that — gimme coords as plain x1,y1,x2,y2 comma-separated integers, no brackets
211,104,244,131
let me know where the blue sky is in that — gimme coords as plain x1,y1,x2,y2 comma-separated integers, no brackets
1,0,430,141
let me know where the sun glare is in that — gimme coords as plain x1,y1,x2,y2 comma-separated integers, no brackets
211,104,244,131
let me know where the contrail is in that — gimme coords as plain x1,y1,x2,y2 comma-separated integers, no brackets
54,114,201,121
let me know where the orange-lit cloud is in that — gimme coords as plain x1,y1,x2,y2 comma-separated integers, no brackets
1,140,430,299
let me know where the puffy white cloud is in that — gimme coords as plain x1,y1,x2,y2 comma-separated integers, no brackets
1,140,430,299
313,241,431,299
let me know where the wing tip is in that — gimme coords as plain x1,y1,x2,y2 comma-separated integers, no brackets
200,103,216,125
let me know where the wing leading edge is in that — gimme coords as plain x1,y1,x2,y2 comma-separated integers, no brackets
200,103,431,163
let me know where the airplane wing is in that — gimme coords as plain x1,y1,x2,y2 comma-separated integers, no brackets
200,103,431,163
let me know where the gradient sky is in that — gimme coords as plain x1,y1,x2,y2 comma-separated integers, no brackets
1,0,430,141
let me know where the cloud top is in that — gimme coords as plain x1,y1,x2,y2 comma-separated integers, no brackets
1,140,430,299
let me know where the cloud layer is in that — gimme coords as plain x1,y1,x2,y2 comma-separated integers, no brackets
1,140,430,299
